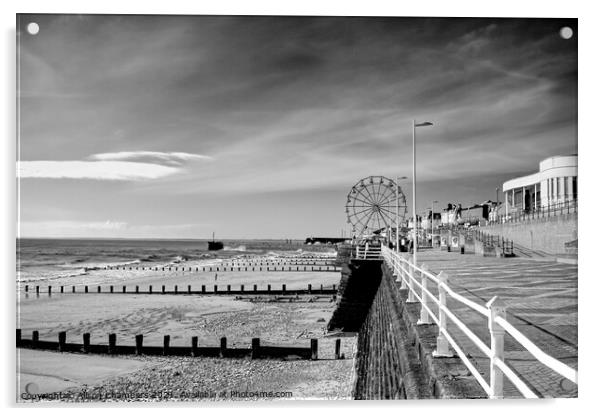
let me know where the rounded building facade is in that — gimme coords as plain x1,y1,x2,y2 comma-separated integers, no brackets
502,155,577,216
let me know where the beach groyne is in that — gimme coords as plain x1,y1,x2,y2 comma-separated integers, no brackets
16,329,331,361
23,283,338,296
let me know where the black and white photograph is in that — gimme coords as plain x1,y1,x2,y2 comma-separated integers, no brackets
14,9,579,403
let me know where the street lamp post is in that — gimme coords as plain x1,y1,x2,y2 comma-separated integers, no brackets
431,200,438,248
496,187,500,222
412,120,433,268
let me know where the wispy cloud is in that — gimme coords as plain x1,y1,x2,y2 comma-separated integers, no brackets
18,160,180,180
19,220,210,239
18,151,213,180
89,151,213,166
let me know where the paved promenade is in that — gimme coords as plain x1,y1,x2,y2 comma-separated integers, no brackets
415,249,577,398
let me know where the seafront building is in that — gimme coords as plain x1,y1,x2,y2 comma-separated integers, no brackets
502,155,577,216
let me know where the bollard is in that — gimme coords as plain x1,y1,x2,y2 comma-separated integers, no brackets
58,331,66,352
335,338,341,359
308,284,312,294
48,286,52,295
174,285,178,294
310,338,318,360
187,285,191,294
214,285,218,294
163,335,170,356
83,333,90,353
282,284,286,294
36,286,40,295
135,334,144,355
32,331,39,349
220,337,227,358
460,246,465,254
25,285,29,293
253,284,257,292
122,285,126,293
98,286,101,293
149,285,152,294
241,285,244,292
333,284,336,292
16,329,22,346
162,285,166,294
227,285,231,294
447,245,451,252
434,272,452,357
202,285,206,294
108,333,116,354
191,336,198,357
267,284,271,293
486,296,507,399
110,285,114,293
72,286,76,293
85,286,89,293
417,264,433,325
320,284,323,293
251,338,260,359
135,285,139,294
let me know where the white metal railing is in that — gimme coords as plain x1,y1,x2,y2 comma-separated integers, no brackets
352,243,382,260
380,245,577,399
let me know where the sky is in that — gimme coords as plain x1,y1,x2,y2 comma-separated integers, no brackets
16,15,577,239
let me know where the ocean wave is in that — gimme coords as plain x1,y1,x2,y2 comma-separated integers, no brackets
223,245,247,251
18,268,89,283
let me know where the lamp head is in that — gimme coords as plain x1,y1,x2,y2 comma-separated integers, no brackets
415,121,433,127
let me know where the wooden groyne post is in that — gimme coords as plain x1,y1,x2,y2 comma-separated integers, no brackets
251,338,260,359
191,336,198,357
220,337,227,358
108,333,116,354
163,335,170,356
83,333,91,353
135,334,143,355
311,338,318,360
58,331,66,352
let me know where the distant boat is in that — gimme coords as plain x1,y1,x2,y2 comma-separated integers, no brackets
208,232,223,251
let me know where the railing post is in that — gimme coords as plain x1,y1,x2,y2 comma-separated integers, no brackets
486,296,507,399
434,272,452,357
418,264,433,325
400,255,408,290
407,256,418,303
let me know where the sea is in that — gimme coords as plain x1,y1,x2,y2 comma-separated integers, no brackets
16,238,335,284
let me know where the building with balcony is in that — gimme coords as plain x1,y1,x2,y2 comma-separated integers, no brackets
502,155,577,216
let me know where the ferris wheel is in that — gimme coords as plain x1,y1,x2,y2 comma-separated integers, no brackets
345,176,407,236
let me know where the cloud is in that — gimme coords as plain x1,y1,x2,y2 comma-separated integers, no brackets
89,151,213,166
18,151,213,181
17,160,180,180
19,220,210,239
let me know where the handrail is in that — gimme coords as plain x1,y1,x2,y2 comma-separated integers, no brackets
380,244,577,399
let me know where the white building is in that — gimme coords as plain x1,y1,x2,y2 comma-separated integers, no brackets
502,155,577,215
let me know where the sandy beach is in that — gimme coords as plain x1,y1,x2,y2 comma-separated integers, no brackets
17,255,356,401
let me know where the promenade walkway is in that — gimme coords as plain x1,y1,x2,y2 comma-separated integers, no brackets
415,249,577,398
